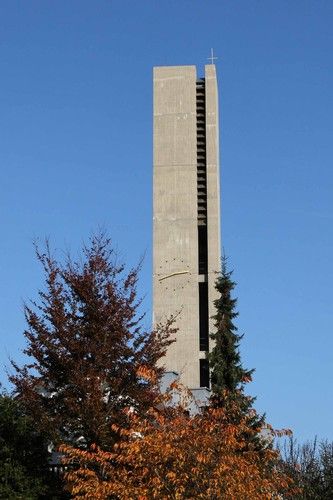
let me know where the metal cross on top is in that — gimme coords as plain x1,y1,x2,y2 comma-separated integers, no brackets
208,48,218,65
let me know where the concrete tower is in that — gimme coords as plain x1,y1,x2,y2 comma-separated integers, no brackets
153,64,221,389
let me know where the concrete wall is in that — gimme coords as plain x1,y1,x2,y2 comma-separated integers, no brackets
205,64,221,339
153,65,221,389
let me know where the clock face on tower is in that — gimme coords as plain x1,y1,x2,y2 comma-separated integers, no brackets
156,259,191,292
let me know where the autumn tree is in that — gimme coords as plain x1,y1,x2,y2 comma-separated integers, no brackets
10,234,174,449
61,380,296,499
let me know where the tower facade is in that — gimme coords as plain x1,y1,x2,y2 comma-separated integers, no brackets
153,64,221,389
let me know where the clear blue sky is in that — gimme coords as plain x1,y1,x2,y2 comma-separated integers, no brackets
1,1,332,442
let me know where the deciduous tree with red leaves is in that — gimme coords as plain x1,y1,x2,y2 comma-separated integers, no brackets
10,234,174,449
61,377,297,499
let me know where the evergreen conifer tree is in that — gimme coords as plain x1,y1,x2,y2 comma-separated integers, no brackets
208,257,263,431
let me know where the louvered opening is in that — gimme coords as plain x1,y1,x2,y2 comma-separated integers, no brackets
196,79,207,228
196,78,208,275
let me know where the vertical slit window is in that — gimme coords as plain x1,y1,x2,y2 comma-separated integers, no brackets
198,225,208,275
199,282,209,351
200,359,210,388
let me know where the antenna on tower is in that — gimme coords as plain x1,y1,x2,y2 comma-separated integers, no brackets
208,48,218,65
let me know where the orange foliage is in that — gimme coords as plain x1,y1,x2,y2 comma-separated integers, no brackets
61,393,296,499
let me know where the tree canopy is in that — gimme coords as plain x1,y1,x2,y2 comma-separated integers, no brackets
61,380,296,499
281,437,333,499
209,257,253,398
10,234,174,449
0,392,53,499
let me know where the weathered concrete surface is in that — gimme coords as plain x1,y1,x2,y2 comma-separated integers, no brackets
205,64,221,339
153,65,221,389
